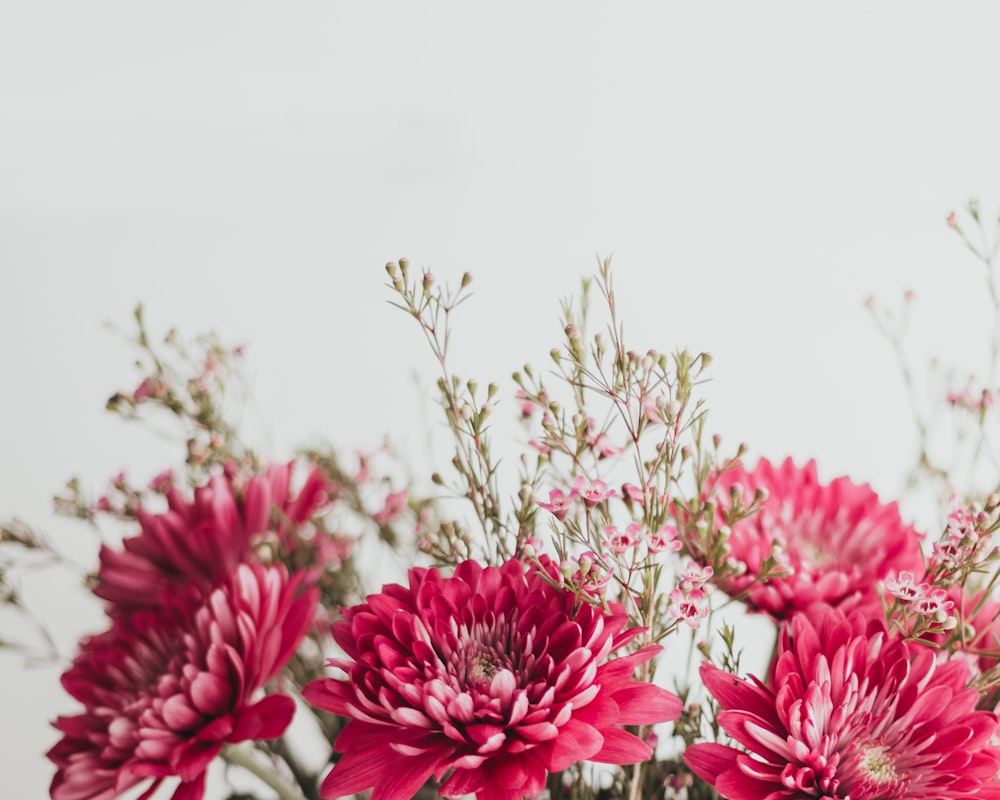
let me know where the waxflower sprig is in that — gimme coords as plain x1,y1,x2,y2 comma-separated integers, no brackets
379,258,773,799
0,308,440,800
868,200,1000,508
386,260,522,566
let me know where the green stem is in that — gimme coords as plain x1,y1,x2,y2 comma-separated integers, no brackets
222,744,306,800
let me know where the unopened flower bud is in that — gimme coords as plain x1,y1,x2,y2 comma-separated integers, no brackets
467,379,478,396
487,382,498,399
422,272,434,293
461,271,473,288
398,258,409,278
460,404,474,420
385,261,398,278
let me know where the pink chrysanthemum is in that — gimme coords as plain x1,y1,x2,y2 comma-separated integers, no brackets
49,564,318,800
95,463,334,615
712,458,924,618
685,604,1000,799
303,558,682,800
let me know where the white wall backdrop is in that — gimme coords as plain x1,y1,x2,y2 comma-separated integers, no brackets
4,2,1000,795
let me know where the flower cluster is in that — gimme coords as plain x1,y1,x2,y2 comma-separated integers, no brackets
8,232,1000,800
47,462,332,800
50,564,318,800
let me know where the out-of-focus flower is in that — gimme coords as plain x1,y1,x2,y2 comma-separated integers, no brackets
372,489,408,526
49,564,318,800
514,388,536,419
620,483,647,507
303,559,682,800
585,418,623,459
95,463,335,615
711,458,924,619
685,604,1000,799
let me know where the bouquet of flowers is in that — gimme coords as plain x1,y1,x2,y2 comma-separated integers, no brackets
7,203,1000,800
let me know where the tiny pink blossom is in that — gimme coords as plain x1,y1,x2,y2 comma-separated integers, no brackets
621,483,648,506
571,476,616,507
913,587,955,623
646,524,682,554
514,388,535,418
529,439,553,456
883,570,929,603
669,588,709,628
585,418,623,459
537,488,576,521
519,536,543,560
147,469,174,494
373,489,407,525
131,376,166,401
678,562,714,593
573,551,612,597
603,524,639,554
644,398,666,425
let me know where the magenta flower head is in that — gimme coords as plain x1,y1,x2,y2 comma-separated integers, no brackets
95,463,334,615
685,604,1000,799
712,458,924,619
49,564,319,800
303,558,683,800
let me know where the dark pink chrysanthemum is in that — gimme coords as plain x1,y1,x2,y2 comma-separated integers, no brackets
685,604,1000,799
95,463,334,615
49,564,318,800
712,458,924,618
303,558,683,800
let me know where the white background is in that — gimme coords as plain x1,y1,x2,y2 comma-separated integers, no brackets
4,2,1000,796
